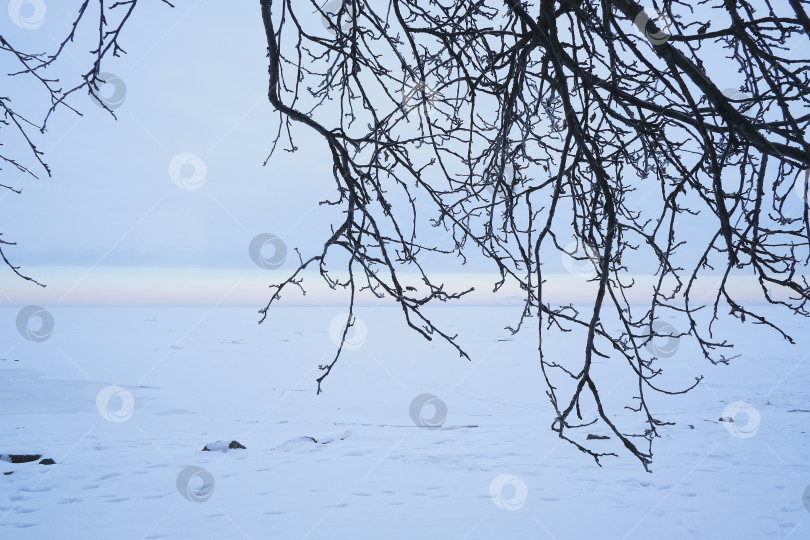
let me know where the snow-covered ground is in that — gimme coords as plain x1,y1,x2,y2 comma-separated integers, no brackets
1,304,809,539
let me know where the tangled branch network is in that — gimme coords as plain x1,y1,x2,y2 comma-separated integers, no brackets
260,0,810,469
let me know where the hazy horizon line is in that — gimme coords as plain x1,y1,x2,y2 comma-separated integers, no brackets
0,265,785,307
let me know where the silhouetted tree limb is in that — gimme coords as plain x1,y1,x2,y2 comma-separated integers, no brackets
0,0,174,284
260,0,810,470
4,0,808,470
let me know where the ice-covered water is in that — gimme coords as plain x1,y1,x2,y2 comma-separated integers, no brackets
1,304,808,538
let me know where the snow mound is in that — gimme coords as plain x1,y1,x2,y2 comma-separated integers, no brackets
201,440,247,452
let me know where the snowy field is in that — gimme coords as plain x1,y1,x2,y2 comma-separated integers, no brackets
1,304,809,539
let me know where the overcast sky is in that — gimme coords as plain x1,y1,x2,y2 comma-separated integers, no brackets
1,1,807,306
1,1,349,304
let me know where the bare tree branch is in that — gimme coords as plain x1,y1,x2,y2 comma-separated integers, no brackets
260,0,810,469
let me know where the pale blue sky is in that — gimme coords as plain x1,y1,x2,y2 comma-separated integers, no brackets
2,1,489,304
1,1,807,305
2,1,342,271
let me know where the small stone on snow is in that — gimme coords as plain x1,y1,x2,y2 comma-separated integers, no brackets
202,440,246,452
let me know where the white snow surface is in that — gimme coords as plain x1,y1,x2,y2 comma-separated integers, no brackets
1,304,809,539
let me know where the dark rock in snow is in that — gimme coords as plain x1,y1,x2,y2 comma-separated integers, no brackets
3,471,12,475
586,434,610,440
0,454,42,464
202,440,247,452
39,458,56,465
